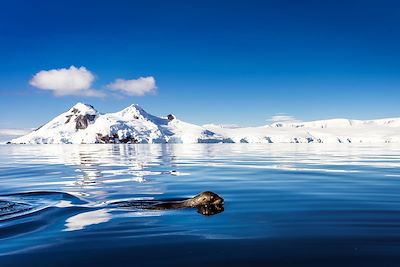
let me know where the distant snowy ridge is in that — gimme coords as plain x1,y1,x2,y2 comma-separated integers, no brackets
269,118,400,128
10,103,400,144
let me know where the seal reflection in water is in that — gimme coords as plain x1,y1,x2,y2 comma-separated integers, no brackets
114,191,224,216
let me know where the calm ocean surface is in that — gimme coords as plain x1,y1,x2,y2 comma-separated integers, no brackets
1,144,400,266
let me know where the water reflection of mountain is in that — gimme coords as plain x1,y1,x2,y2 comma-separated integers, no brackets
5,145,186,197
5,144,400,199
7,143,400,171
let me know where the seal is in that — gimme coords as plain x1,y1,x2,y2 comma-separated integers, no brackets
113,191,224,216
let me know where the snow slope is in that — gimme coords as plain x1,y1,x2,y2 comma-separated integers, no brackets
10,103,400,144
206,118,400,144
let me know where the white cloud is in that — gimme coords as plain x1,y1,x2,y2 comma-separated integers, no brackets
0,128,32,143
0,128,32,136
29,66,103,97
267,113,301,124
107,76,156,96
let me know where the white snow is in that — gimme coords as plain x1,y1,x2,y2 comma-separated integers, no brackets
10,103,400,144
207,118,400,144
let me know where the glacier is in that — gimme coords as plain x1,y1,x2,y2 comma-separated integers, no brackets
9,103,400,144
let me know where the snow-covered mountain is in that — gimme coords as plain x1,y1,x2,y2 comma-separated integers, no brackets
9,103,400,144
10,103,227,144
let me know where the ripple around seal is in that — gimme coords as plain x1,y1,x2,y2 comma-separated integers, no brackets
1,144,400,266
0,191,89,223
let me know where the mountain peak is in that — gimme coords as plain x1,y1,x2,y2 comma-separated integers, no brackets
116,104,148,119
123,103,143,111
69,103,97,115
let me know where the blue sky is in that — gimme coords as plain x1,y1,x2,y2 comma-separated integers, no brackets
0,0,400,128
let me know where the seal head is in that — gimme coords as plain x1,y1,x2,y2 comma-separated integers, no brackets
185,191,224,207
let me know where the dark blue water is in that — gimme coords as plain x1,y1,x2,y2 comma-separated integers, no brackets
1,144,400,266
